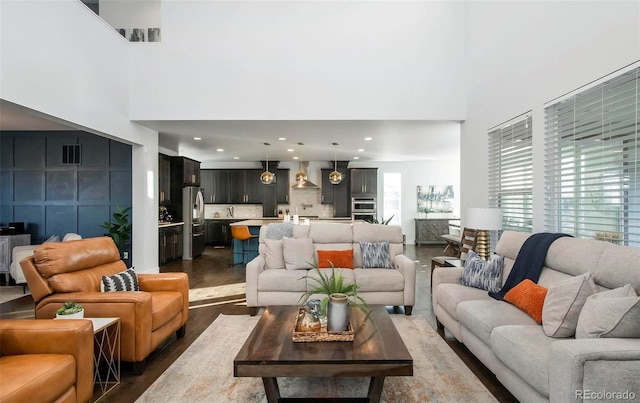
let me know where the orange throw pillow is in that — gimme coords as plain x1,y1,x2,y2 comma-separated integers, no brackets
317,249,354,269
504,279,548,324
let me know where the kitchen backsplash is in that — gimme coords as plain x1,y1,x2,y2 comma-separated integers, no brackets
203,188,334,219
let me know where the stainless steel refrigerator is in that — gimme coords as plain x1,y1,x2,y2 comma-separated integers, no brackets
183,186,205,260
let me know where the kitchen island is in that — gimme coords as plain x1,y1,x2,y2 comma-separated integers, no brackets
228,217,353,264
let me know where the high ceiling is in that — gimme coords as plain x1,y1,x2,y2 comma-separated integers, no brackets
1,101,460,164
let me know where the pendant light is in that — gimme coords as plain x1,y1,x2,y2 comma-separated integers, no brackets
260,142,274,185
329,142,342,185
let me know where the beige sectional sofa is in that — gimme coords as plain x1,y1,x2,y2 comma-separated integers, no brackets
246,222,416,315
432,230,640,402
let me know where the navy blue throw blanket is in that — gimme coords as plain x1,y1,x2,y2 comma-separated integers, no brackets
489,233,571,300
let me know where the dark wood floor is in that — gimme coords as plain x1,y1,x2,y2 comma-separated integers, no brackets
0,244,517,403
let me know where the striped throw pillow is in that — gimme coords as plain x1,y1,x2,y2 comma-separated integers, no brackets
101,268,139,292
461,251,503,293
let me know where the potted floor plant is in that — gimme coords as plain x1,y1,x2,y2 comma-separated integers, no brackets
101,205,132,259
55,300,84,319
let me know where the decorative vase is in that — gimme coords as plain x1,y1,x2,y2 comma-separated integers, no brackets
56,309,84,319
327,293,349,332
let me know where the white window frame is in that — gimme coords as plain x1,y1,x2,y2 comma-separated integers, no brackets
544,67,639,247
488,113,533,233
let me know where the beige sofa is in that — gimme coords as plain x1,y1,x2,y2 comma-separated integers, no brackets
246,222,416,315
432,231,640,402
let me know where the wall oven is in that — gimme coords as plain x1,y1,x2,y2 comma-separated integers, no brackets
351,197,377,222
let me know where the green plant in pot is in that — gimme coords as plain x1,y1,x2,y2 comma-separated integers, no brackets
300,265,371,331
56,300,84,319
101,205,132,257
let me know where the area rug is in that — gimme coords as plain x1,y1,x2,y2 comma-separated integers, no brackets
0,286,31,304
137,313,497,402
189,283,246,303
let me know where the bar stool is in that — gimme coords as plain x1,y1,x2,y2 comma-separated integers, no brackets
231,226,259,265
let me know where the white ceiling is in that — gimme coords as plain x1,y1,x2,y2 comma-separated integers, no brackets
1,101,461,164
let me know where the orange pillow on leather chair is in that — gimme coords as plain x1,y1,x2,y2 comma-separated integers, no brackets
504,279,548,324
317,249,354,269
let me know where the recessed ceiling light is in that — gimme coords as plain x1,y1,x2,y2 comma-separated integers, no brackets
287,149,294,152
279,137,286,141
293,156,299,160
217,148,224,152
353,156,360,160
193,137,202,141
364,137,372,141
233,156,239,160
358,149,364,152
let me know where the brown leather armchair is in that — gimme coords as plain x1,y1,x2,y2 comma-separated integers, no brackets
20,237,189,371
0,319,94,403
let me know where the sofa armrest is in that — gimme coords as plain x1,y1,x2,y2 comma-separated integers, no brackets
138,272,189,324
246,255,265,307
393,254,416,306
549,338,640,403
0,319,94,403
432,267,463,289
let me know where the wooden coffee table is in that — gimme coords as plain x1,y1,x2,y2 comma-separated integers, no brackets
234,305,413,402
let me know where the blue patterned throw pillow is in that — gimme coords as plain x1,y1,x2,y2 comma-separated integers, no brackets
461,251,504,293
359,241,394,269
101,268,139,292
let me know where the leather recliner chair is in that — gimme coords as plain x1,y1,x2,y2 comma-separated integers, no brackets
0,319,94,403
20,236,189,371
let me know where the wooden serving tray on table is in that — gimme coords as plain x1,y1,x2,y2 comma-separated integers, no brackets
292,308,354,342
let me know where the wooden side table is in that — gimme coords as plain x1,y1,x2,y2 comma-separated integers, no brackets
87,317,121,402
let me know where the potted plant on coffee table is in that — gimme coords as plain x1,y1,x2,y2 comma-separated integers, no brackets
300,265,371,331
55,300,84,319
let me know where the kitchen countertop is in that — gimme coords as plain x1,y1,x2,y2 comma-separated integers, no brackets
229,218,354,226
158,221,184,228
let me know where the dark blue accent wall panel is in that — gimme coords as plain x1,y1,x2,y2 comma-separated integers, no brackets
46,205,76,236
46,171,76,201
14,136,45,168
79,171,109,201
14,171,44,202
0,131,132,247
79,205,109,238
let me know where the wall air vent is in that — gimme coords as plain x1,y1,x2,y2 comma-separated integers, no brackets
62,144,81,164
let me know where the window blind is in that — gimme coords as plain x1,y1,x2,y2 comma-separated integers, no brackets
545,67,639,247
488,114,533,233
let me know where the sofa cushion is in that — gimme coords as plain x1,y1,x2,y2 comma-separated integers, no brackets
317,249,354,269
353,268,404,292
101,268,139,292
542,273,595,337
576,285,640,339
359,241,394,269
258,269,308,292
282,237,315,270
151,291,184,331
457,299,538,345
48,261,128,293
0,354,76,403
434,283,493,322
491,325,554,397
504,279,548,324
264,239,285,269
308,223,353,244
461,251,503,293
592,243,640,293
34,236,121,276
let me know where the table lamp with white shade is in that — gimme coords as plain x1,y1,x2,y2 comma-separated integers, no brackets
466,207,503,260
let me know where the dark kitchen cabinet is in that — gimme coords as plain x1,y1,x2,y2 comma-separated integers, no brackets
350,168,377,198
276,169,290,204
159,154,171,204
321,166,350,217
230,170,262,204
159,225,183,265
171,156,201,187
205,219,234,245
201,169,231,204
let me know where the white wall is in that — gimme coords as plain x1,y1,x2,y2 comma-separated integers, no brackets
129,1,466,120
462,1,640,231
0,0,161,272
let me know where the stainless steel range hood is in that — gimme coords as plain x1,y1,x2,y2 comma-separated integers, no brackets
291,161,319,189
